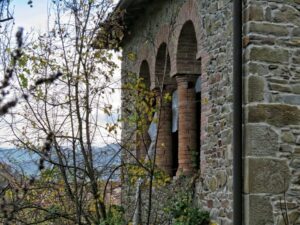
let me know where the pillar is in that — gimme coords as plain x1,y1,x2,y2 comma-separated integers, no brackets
154,86,174,176
176,75,198,176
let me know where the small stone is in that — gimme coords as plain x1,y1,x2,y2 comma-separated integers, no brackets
247,75,265,102
274,201,298,210
278,95,300,106
292,84,300,94
290,158,300,168
297,136,300,145
292,27,300,37
210,208,219,220
267,78,288,84
280,144,293,153
269,83,292,93
216,170,227,188
281,131,296,143
277,211,300,225
273,5,300,26
265,7,272,21
208,176,218,192
295,147,300,154
246,5,264,21
269,65,278,70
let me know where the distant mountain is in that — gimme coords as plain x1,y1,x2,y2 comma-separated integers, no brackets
0,144,121,179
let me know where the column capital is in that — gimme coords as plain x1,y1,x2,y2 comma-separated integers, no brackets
175,75,198,88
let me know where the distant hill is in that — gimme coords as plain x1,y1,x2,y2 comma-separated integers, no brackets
0,144,121,179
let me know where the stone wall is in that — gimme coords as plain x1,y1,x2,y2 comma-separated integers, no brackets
243,0,300,224
121,0,234,224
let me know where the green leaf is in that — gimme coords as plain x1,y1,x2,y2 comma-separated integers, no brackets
19,73,28,88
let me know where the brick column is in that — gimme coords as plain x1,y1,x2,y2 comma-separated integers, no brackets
154,86,174,176
176,75,198,176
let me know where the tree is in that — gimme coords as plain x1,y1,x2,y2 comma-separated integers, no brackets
0,0,124,224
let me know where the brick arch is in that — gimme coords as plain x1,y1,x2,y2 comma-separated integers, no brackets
154,42,176,89
135,44,156,89
139,60,151,89
171,0,207,76
153,25,176,87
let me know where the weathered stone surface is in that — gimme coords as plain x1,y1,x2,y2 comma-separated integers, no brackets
291,158,300,168
245,158,291,194
280,144,294,153
245,195,274,225
248,46,289,64
246,62,269,75
292,27,300,37
277,211,300,225
273,5,300,26
295,147,300,154
269,83,292,93
247,75,265,102
248,22,289,36
216,170,227,188
245,124,279,156
268,77,288,84
282,131,296,143
277,95,300,106
208,176,218,192
292,84,300,94
297,136,300,145
248,104,300,127
246,5,264,21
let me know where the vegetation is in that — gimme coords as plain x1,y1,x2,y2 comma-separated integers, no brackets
0,1,210,225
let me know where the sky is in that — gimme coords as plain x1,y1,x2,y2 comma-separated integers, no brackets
0,0,122,148
13,0,49,34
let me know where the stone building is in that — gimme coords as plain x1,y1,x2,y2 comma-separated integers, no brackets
105,0,300,224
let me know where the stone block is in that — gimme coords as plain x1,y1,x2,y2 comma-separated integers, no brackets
248,22,289,36
269,83,292,93
280,144,293,153
281,131,296,143
248,46,289,64
245,124,279,156
244,158,291,194
216,170,227,188
292,27,300,37
245,5,264,21
291,158,300,168
277,95,300,106
292,84,300,94
273,5,300,26
248,104,300,127
244,195,274,225
247,75,265,102
277,211,300,225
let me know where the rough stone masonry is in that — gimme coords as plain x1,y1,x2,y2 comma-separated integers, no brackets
115,0,300,224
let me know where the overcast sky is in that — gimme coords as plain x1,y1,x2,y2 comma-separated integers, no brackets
14,0,49,33
0,1,121,148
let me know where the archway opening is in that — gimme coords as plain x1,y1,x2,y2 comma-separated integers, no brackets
154,43,176,176
175,20,201,175
136,60,151,160
177,20,199,74
155,43,175,88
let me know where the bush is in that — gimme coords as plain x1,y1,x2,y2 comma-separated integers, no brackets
165,189,209,225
